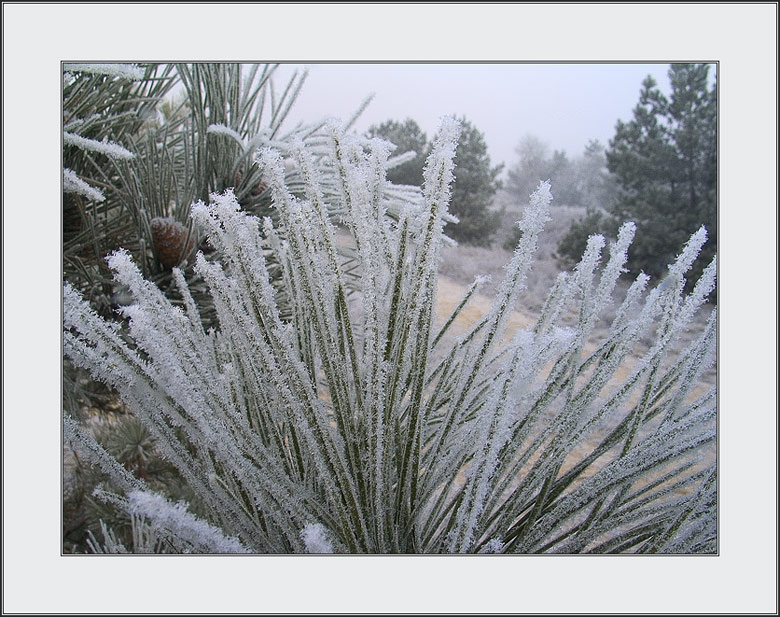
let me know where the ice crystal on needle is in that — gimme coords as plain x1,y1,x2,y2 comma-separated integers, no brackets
301,523,334,554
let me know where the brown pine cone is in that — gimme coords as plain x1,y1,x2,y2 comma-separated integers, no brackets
251,180,269,197
150,217,194,269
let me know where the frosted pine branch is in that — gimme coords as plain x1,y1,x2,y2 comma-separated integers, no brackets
63,118,716,553
63,63,146,80
206,124,247,149
64,132,135,160
63,168,105,202
126,490,250,554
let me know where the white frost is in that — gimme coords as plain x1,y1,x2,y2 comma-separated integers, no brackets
300,523,334,554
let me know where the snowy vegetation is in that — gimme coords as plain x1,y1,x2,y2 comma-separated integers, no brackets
64,115,717,553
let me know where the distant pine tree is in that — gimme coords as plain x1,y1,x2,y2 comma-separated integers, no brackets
606,64,717,283
437,116,504,246
366,118,428,186
557,64,716,296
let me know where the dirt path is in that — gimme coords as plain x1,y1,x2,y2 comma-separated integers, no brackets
433,274,535,336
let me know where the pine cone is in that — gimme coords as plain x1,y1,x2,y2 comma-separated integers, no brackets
251,180,269,197
150,217,194,269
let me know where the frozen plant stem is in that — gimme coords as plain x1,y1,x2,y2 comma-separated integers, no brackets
64,117,717,553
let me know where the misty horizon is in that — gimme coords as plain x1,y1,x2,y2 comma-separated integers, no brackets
271,62,715,176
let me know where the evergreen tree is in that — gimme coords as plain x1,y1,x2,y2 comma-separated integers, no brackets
366,118,428,186
575,140,617,211
441,116,504,245
369,116,504,246
507,135,585,207
553,141,618,261
507,134,551,201
605,64,717,284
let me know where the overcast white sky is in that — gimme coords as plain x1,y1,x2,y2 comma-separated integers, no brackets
273,62,685,172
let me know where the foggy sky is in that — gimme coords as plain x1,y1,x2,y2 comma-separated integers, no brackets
272,62,685,174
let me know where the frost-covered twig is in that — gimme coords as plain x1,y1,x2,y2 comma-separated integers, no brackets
63,63,146,81
64,132,135,160
63,168,105,202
